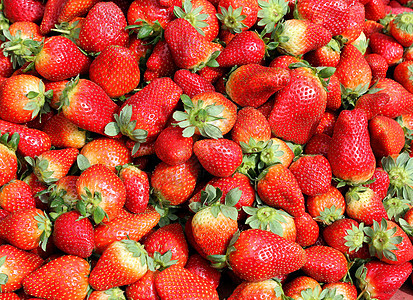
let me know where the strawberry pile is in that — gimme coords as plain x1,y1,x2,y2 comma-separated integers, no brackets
2,0,413,299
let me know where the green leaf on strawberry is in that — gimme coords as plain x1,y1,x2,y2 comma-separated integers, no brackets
0,132,20,151
243,205,291,236
257,0,289,34
344,222,368,253
34,212,52,251
174,0,209,36
216,5,248,34
0,255,8,292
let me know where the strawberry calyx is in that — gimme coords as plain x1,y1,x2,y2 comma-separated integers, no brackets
150,197,180,227
382,196,410,222
398,218,413,237
51,20,82,43
34,211,52,251
381,152,413,199
259,139,284,167
316,205,345,225
0,255,8,290
243,205,291,236
395,115,413,152
345,186,372,202
99,287,126,299
216,5,248,34
173,94,224,139
125,19,164,45
393,12,413,33
57,75,79,110
344,222,368,253
364,218,402,262
256,0,289,34
240,137,271,154
148,250,178,272
299,285,323,300
0,132,19,151
0,2,9,32
174,0,209,37
24,80,53,121
76,187,109,224
289,60,336,91
269,21,289,50
237,153,261,180
352,32,369,55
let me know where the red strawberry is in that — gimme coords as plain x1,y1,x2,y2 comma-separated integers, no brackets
40,0,70,35
52,210,94,258
365,53,388,84
173,69,215,98
226,229,307,282
338,1,364,44
144,222,189,267
57,0,100,23
0,180,35,212
369,32,404,66
327,109,376,184
2,0,44,23
354,92,390,120
389,12,413,47
0,293,20,300
269,54,301,69
89,239,149,291
216,0,259,33
144,40,176,82
117,164,150,214
47,175,80,219
304,39,341,68
257,163,306,217
314,110,337,136
22,255,90,300
363,19,384,39
226,64,290,108
21,173,48,211
394,60,413,94
289,155,332,196
0,208,52,251
154,265,219,299
93,206,160,253
323,282,357,300
77,2,129,54
364,0,386,21
193,138,243,178
363,167,390,201
164,18,222,71
228,279,283,300
185,254,221,289
284,276,321,300
304,133,331,157
89,45,141,98
369,115,405,158
294,212,320,247
0,244,43,293
154,126,193,166
125,270,159,300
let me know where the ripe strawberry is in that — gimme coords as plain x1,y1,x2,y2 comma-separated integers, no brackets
173,69,215,98
225,229,306,282
154,126,193,166
2,0,44,23
216,0,259,33
364,0,386,21
154,265,219,299
0,179,35,212
0,208,52,251
389,12,413,47
0,244,43,293
345,186,388,226
76,164,126,224
144,40,176,82
0,293,20,300
52,210,94,258
274,19,332,57
77,2,129,54
194,138,243,178
328,109,376,184
226,64,290,108
8,21,43,41
304,39,341,68
269,54,301,69
89,45,141,98
369,32,404,66
41,113,86,149
57,0,100,23
362,167,390,201
256,0,289,34
0,75,51,124
314,110,337,136
294,212,319,247
21,173,48,211
228,279,283,300
0,133,18,187
363,19,384,39
269,66,328,145
365,53,388,84
369,115,405,158
88,287,126,300
22,255,90,300
354,92,390,120
144,222,189,267
117,164,150,214
257,163,305,217
164,18,222,71
356,260,412,300
394,60,413,94
47,175,80,219
89,239,149,291
125,269,159,300
295,0,350,36
185,254,221,289
337,1,364,44
304,133,331,157
40,0,70,35
284,276,321,300
306,185,346,225
80,137,132,172
58,77,120,137
289,155,332,196
323,282,358,300
173,92,237,139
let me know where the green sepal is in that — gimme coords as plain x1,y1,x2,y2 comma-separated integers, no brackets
174,0,209,36
393,12,413,34
34,212,52,251
121,239,150,268
216,5,248,34
0,132,20,151
150,196,180,227
382,152,413,200
77,154,91,171
344,222,368,253
383,196,410,222
125,19,164,45
102,287,126,300
57,75,80,110
257,0,289,34
51,20,81,43
77,187,108,224
0,255,8,292
243,205,292,236
151,250,179,271
316,205,345,225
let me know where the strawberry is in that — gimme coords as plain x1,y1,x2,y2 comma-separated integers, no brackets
2,0,44,23
77,2,129,54
193,138,243,178
52,210,94,258
164,18,222,71
154,126,193,166
185,254,221,289
0,180,35,212
143,40,177,82
57,0,100,23
173,69,215,98
76,164,126,224
289,155,332,196
173,92,237,139
304,39,341,68
369,115,405,158
144,222,189,268
364,219,413,264
327,109,376,184
21,173,48,211
58,77,120,137
393,60,413,94
306,185,346,225
40,0,70,35
369,32,404,66
269,65,329,145
362,167,390,201
154,265,219,299
354,92,390,120
89,45,141,98
256,0,289,34
88,288,126,300
314,110,337,136
41,113,86,149
228,279,283,300
22,255,90,300
46,175,80,219
226,64,290,108
0,293,20,300
269,54,301,69
216,30,266,67
79,137,132,172
323,282,358,300
93,207,160,253
0,208,52,251
89,239,150,291
334,44,372,106
34,36,92,81
381,152,413,200
0,133,19,188
389,12,413,47
295,0,350,36
345,186,388,226
0,244,43,293
294,212,320,247
284,276,322,300
364,53,388,84
337,1,364,45
274,19,332,57
257,163,305,217
364,0,386,21
225,229,306,282
8,21,43,41
125,269,159,300
363,19,384,39
117,164,150,214
0,75,51,124
356,260,412,300
216,0,258,33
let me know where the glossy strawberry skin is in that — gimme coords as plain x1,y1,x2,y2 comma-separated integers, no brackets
3,0,45,23
0,179,36,213
173,69,215,98
185,254,221,289
369,115,405,158
369,32,404,66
